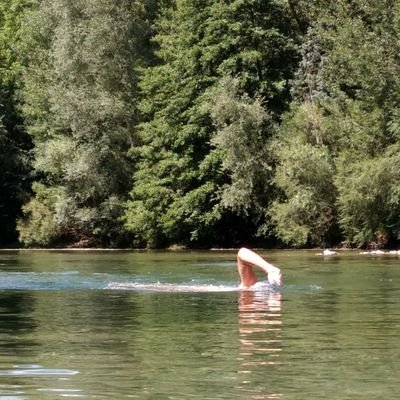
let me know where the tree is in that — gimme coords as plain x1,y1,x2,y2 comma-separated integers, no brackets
17,0,151,247
209,76,273,225
124,0,299,247
269,103,337,247
335,148,400,248
273,0,400,247
0,0,32,246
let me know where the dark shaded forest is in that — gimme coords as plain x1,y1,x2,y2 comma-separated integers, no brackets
1,0,400,249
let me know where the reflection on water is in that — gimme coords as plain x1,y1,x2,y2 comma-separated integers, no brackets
0,292,39,360
0,365,82,399
237,289,283,399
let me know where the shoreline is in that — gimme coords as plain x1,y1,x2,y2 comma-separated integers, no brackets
0,247,399,253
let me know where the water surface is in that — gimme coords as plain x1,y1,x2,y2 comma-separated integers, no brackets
0,249,399,399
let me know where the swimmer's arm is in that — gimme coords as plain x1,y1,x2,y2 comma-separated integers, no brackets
238,247,282,286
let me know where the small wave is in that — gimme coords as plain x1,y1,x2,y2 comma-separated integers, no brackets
0,368,79,376
247,281,275,291
0,271,104,291
310,284,323,290
106,281,288,293
106,281,238,293
38,388,83,393
281,284,323,292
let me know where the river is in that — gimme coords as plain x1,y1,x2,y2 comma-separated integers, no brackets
0,249,399,399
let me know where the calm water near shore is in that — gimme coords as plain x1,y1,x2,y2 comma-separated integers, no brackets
0,249,400,399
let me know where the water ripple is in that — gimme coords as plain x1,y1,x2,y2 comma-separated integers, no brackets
106,281,238,292
0,366,79,376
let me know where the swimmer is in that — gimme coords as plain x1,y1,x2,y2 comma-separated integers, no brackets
237,247,282,289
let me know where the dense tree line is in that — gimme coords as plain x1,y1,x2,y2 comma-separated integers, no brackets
1,0,400,249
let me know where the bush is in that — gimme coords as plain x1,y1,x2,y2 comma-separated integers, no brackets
270,139,337,247
336,149,400,247
17,183,61,247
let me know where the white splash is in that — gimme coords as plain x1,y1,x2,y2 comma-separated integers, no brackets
106,281,238,293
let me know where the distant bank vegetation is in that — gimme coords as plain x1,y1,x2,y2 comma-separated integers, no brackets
1,0,400,249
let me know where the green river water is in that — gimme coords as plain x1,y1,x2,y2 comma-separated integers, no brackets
0,249,399,399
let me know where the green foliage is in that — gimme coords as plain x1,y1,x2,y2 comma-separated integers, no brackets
275,0,400,247
335,148,400,248
270,136,336,247
0,0,32,245
209,76,273,217
199,0,299,115
17,0,151,247
5,0,400,249
17,183,61,247
125,0,299,247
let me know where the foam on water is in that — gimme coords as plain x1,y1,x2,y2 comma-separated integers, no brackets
106,281,238,292
106,280,295,293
